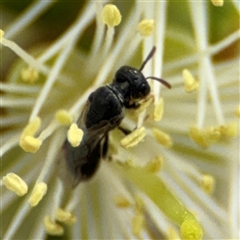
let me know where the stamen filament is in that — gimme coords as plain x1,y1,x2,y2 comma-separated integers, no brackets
164,29,240,75
37,2,95,63
65,185,83,212
35,131,64,183
49,180,64,220
5,1,55,39
1,35,48,74
1,97,34,108
3,199,31,239
0,134,20,158
1,82,40,94
153,1,167,101
101,26,115,59
205,58,225,124
90,3,105,56
163,151,228,222
189,2,208,128
1,114,28,127
30,41,76,122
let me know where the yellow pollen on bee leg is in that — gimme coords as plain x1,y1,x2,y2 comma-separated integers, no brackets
55,109,73,126
56,209,76,226
144,156,163,173
101,4,122,27
211,0,224,7
152,128,173,148
2,173,28,196
120,127,146,149
113,195,131,208
67,123,84,147
28,182,47,207
21,66,39,83
201,174,215,194
19,136,42,153
44,216,64,236
0,29,4,42
151,98,164,121
138,19,155,37
182,69,199,93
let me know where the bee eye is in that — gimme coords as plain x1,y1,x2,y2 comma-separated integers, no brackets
139,82,150,96
116,77,126,83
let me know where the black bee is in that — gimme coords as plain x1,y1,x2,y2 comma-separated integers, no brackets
61,46,171,187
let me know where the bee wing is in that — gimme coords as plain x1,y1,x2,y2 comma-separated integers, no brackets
60,100,116,188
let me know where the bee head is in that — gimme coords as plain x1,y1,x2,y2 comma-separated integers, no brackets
112,46,171,106
114,66,150,99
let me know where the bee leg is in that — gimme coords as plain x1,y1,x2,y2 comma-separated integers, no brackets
102,133,109,159
118,126,132,135
125,102,140,109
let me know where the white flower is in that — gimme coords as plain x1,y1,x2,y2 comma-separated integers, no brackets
1,1,239,239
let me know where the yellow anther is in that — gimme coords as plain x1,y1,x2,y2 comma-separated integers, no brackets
120,127,146,149
55,109,73,126
0,29,4,42
219,122,238,138
2,173,28,196
151,98,164,121
182,69,199,93
56,209,76,226
21,67,39,83
28,182,47,207
67,123,84,147
144,156,163,173
44,216,64,236
201,174,215,194
138,19,154,37
19,136,42,153
205,126,221,142
152,128,173,148
211,0,224,7
101,4,122,27
180,218,203,240
113,195,131,208
189,126,210,148
236,105,240,118
21,117,41,138
131,212,145,237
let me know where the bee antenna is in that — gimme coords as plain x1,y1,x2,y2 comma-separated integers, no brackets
146,76,172,89
139,46,156,72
